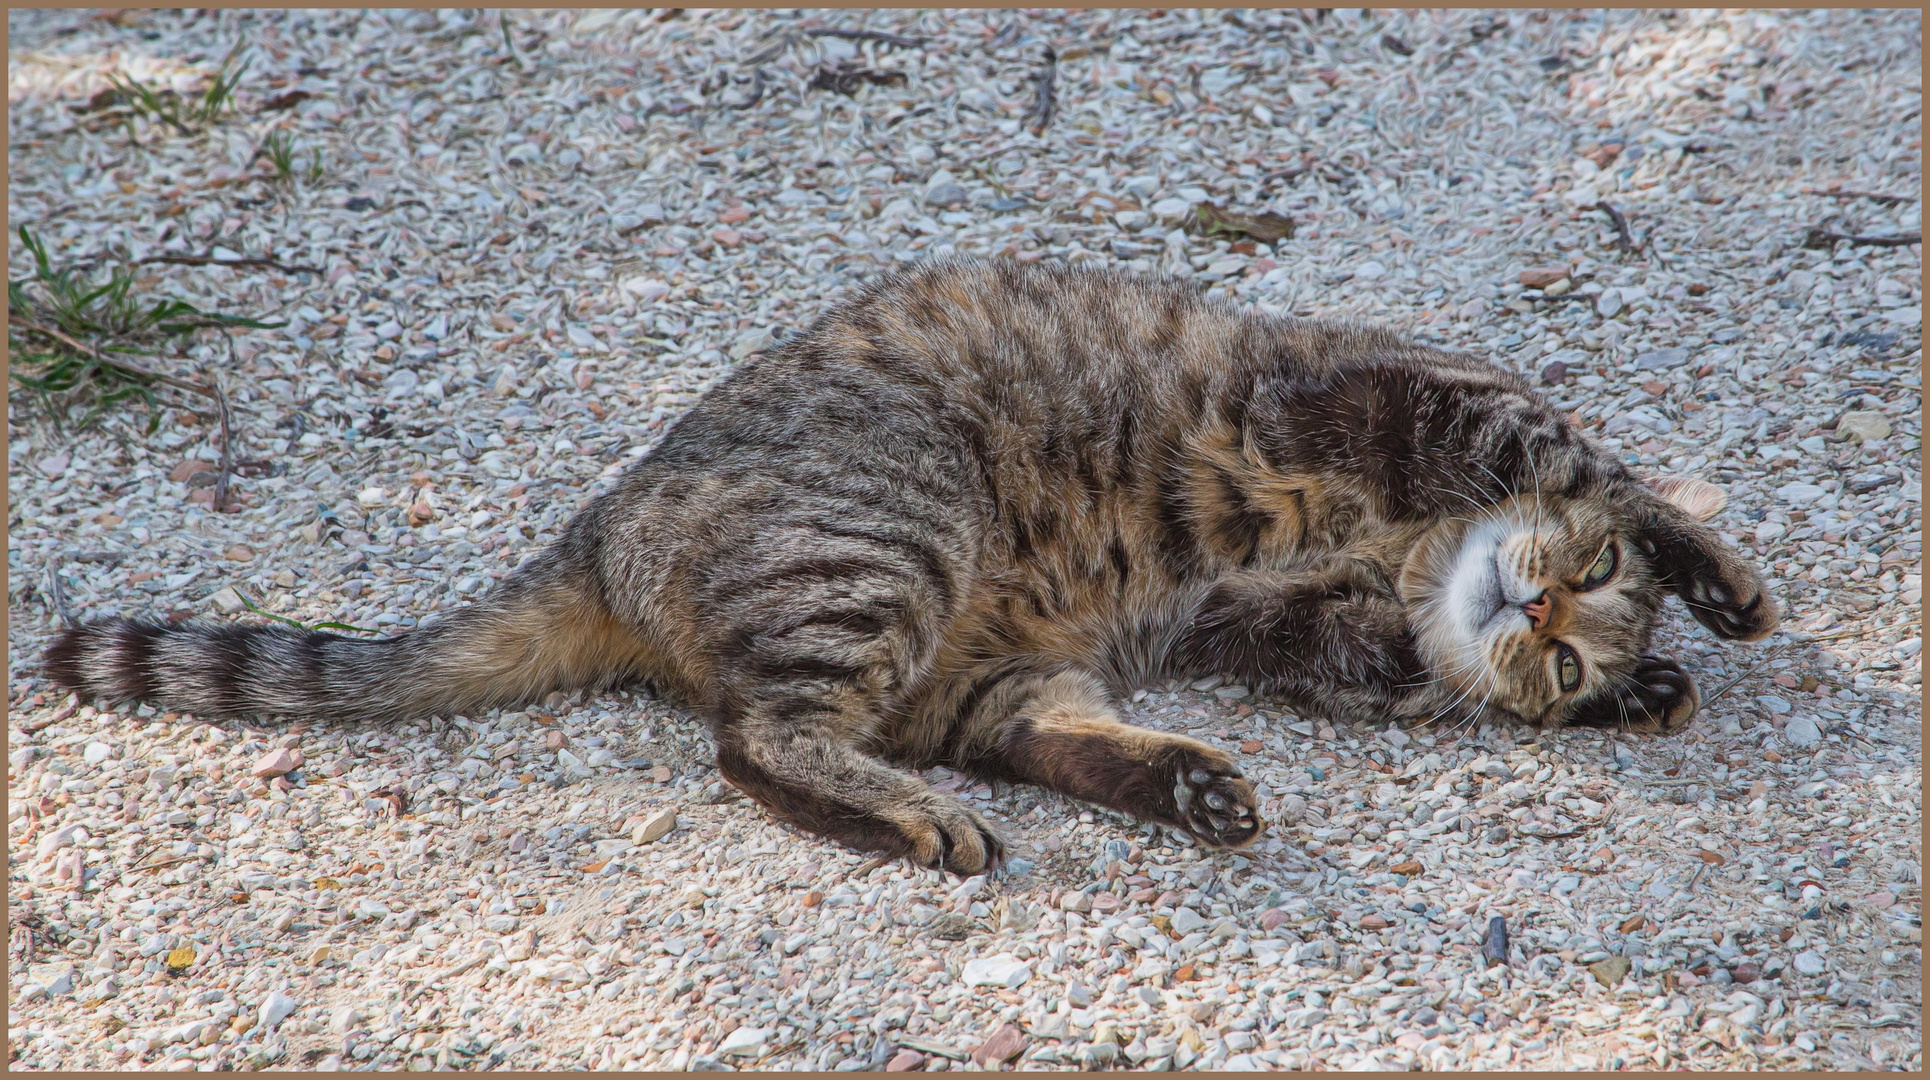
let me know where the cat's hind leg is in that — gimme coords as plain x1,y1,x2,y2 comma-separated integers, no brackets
947,665,1263,849
715,701,1005,873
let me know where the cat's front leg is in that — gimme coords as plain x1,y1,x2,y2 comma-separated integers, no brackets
1177,562,1431,720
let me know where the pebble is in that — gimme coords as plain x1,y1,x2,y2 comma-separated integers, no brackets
258,991,298,1032
969,1024,1027,1067
249,748,304,778
960,955,1031,989
633,807,677,844
1169,907,1209,936
1635,346,1691,370
716,1026,773,1058
1836,411,1892,443
1792,950,1829,976
1518,266,1569,288
1588,955,1632,988
1783,716,1823,748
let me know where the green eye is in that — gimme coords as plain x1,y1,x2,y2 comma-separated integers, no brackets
1581,544,1617,589
1556,645,1582,693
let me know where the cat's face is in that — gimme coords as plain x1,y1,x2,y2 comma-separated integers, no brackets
1399,477,1765,728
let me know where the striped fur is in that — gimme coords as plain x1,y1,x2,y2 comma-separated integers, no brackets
46,260,1776,872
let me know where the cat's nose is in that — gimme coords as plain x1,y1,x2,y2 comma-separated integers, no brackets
1522,591,1552,630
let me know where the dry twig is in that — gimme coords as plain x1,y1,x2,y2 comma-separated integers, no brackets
806,27,927,49
1595,201,1636,255
139,253,323,275
1024,46,1058,137
1802,227,1921,250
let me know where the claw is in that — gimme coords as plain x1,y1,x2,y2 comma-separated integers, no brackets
1173,782,1192,813
1204,791,1229,811
1206,813,1229,833
1189,768,1214,786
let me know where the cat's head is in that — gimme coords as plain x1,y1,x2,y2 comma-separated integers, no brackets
1400,476,1778,730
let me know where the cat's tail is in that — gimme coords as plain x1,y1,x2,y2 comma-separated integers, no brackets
42,556,653,724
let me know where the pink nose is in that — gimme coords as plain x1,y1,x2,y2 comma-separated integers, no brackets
1522,592,1552,630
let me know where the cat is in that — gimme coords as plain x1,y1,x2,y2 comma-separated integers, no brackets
45,259,1778,873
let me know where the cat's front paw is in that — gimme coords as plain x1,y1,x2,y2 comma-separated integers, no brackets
1566,656,1699,735
1684,570,1780,641
1167,747,1263,848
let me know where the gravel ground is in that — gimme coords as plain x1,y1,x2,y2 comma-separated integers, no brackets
7,7,1921,1073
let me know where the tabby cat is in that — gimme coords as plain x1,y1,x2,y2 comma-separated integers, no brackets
46,260,1777,872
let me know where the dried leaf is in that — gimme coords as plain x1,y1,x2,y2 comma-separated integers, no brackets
258,90,314,112
166,945,196,971
1190,202,1294,242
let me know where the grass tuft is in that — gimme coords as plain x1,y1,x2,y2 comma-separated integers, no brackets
8,225,281,429
104,41,250,137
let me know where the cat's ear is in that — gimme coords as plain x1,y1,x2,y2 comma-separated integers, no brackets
1647,476,1725,521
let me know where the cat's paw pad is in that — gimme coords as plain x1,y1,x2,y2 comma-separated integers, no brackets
1568,656,1699,735
1685,572,1779,641
897,796,1005,875
1170,753,1263,849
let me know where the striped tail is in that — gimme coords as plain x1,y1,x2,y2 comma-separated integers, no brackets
42,564,653,723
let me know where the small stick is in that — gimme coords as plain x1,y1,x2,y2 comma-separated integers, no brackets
499,11,521,70
15,314,242,512
1699,640,1794,708
44,560,77,629
753,1039,807,1067
213,333,239,511
1594,201,1635,254
1260,162,1314,186
1803,188,1916,207
139,253,323,275
9,314,209,398
807,27,927,49
128,854,202,874
1024,45,1057,137
849,855,892,880
1802,228,1921,250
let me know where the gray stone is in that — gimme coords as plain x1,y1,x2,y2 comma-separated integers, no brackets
924,184,969,209
1791,950,1827,976
1776,482,1827,507
1152,197,1194,222
1635,347,1691,371
1782,717,1823,749
1169,907,1209,936
717,1026,773,1058
259,990,299,1032
633,808,677,844
27,962,76,996
961,954,1031,988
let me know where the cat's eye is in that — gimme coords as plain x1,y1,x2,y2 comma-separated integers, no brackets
1580,543,1618,589
1555,644,1582,693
